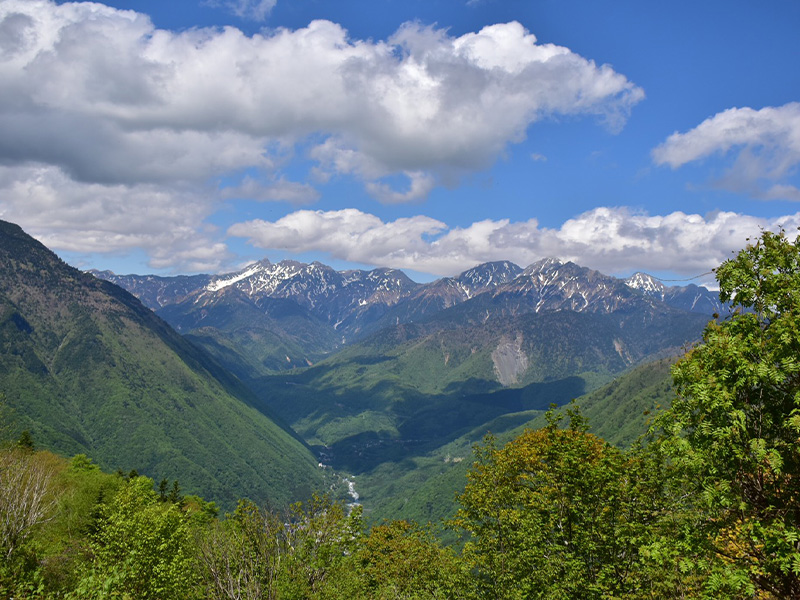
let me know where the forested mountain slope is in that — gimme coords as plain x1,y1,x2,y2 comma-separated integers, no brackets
0,220,323,508
356,355,678,527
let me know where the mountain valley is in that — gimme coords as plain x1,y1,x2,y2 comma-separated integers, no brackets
0,219,725,521
91,248,720,522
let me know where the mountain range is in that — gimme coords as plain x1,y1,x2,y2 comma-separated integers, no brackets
0,216,723,522
93,253,719,520
94,256,722,375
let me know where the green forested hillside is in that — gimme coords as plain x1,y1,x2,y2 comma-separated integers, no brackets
257,307,703,459
578,356,675,446
0,220,323,508
355,355,677,527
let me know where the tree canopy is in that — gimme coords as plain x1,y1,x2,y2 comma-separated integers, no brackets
660,228,800,597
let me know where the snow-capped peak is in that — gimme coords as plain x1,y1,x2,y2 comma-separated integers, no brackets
522,257,565,276
625,272,666,295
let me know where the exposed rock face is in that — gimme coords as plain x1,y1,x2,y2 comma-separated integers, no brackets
492,334,528,386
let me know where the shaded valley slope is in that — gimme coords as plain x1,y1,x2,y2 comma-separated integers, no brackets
0,220,323,508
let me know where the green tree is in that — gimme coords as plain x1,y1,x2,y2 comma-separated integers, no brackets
454,407,655,600
16,430,34,451
168,479,183,505
69,475,201,599
0,448,58,598
196,499,286,600
658,229,800,598
356,520,473,599
159,477,169,502
196,495,364,600
278,494,363,599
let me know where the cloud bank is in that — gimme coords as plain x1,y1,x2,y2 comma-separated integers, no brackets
0,2,641,189
0,0,646,269
0,165,230,272
2,161,795,278
229,207,800,279
2,1,791,280
653,103,800,201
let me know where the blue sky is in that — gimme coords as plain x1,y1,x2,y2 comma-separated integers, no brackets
1,0,799,284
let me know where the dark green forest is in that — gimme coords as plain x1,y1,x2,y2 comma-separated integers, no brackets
2,229,799,598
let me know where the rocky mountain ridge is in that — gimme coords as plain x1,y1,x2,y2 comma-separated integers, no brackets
625,271,725,315
93,257,722,344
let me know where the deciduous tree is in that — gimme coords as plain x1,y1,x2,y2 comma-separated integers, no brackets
454,408,651,599
196,499,285,600
0,447,57,561
659,229,800,598
68,475,201,599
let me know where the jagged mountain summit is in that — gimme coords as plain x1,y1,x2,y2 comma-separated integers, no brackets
457,260,524,294
625,272,725,315
93,256,722,377
626,272,666,295
97,257,720,321
95,259,420,336
497,258,647,314
417,260,525,305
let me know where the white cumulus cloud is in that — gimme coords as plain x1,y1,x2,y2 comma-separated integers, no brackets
228,207,800,278
653,103,800,201
0,1,642,203
0,165,231,273
0,1,649,271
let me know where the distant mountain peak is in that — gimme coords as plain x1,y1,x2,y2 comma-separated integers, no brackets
625,272,666,295
524,257,565,273
625,272,726,315
89,268,116,278
93,254,727,355
456,261,523,294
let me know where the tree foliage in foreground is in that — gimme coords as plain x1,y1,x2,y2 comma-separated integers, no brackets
66,475,202,600
658,229,800,598
0,447,57,563
453,407,687,599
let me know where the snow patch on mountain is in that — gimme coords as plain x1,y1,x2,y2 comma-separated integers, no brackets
206,261,267,292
